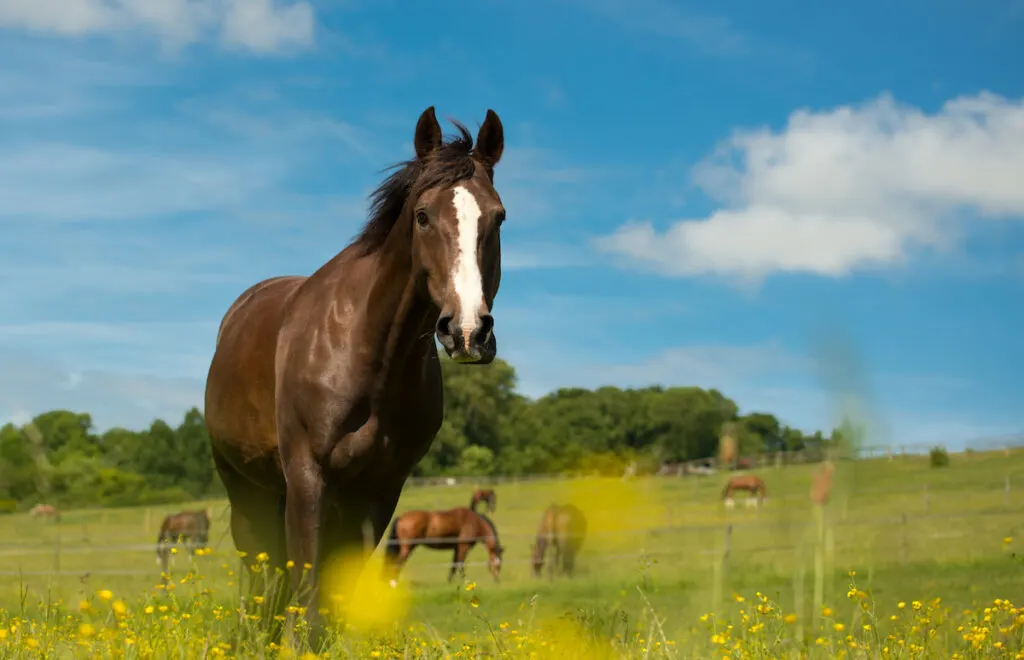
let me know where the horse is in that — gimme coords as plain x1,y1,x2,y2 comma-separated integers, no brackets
722,474,768,510
29,504,60,521
382,507,504,584
156,508,212,573
469,487,496,513
531,503,587,580
203,106,508,644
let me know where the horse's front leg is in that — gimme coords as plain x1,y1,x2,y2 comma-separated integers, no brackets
282,452,327,644
449,543,471,582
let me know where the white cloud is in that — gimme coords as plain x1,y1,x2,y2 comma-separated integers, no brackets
0,0,315,54
595,92,1024,281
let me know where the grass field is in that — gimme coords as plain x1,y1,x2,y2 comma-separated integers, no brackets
2,449,1024,657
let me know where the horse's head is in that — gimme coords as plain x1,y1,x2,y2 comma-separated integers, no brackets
406,106,506,365
530,541,545,578
488,544,504,582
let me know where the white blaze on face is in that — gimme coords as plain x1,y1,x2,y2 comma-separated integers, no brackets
450,185,486,340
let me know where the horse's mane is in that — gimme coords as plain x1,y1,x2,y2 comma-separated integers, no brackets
353,121,477,256
477,512,501,548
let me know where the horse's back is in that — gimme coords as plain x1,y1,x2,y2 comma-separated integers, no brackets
555,505,586,541
205,275,306,478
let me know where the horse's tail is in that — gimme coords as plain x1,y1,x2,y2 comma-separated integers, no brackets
759,481,768,498
721,481,732,499
383,519,400,561
469,492,477,512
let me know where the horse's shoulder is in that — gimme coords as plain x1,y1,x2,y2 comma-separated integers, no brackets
216,276,306,347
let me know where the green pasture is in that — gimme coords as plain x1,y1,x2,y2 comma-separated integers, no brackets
3,449,1024,641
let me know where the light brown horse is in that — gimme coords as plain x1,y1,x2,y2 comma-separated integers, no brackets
722,474,768,509
531,503,587,580
29,504,60,520
469,487,496,514
203,106,507,643
382,507,504,584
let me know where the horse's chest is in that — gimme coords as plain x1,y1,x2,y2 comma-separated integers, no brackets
325,399,441,479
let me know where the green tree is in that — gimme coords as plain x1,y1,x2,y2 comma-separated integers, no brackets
453,445,495,476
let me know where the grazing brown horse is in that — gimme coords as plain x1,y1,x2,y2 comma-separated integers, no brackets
531,503,587,580
203,106,507,641
469,487,496,513
29,504,60,520
722,474,768,509
382,507,504,584
156,508,212,573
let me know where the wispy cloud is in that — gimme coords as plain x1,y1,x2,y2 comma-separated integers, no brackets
0,143,288,223
595,92,1024,283
0,0,316,55
560,0,748,57
0,350,206,431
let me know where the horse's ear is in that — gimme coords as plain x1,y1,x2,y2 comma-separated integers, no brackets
474,109,504,171
414,106,443,161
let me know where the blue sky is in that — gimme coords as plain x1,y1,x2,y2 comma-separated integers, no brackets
0,0,1022,451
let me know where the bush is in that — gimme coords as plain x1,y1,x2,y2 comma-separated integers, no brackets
929,446,950,468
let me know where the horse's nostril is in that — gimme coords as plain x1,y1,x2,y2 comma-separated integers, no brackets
436,314,454,337
477,314,494,340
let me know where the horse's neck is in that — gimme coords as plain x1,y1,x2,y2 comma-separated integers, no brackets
479,523,498,549
350,216,438,396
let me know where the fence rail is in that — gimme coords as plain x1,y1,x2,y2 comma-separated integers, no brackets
0,504,1015,578
1,475,1020,551
2,503,1021,561
403,434,1024,487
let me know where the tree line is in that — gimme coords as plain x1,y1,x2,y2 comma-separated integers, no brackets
0,353,842,511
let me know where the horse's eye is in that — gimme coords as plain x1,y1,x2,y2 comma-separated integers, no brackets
416,210,430,228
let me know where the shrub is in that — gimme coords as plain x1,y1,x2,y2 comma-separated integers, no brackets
929,446,950,468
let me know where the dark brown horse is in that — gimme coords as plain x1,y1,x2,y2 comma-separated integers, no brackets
722,474,768,509
469,487,496,513
203,106,507,642
531,504,587,580
156,508,211,573
382,506,504,584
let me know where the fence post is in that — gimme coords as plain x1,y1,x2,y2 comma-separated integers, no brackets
1005,474,1011,508
813,504,825,631
899,512,908,564
923,484,930,514
54,525,61,575
722,524,733,568
712,523,732,616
